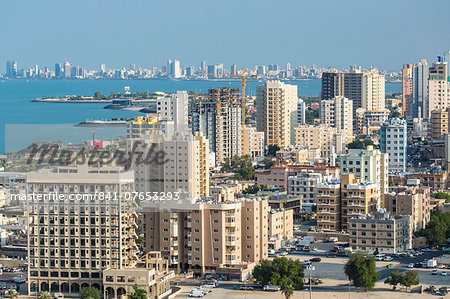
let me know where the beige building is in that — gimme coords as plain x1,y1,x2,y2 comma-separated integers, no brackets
256,80,298,148
26,165,139,296
129,131,209,198
362,71,386,111
428,62,449,119
268,209,294,240
338,146,388,207
142,198,268,274
430,108,449,139
355,108,389,135
244,126,265,159
320,96,353,143
385,180,431,231
317,174,379,232
294,124,344,156
349,210,412,254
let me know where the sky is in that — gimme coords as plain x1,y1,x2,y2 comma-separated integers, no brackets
1,0,450,72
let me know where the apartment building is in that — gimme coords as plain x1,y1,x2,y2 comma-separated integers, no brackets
412,59,429,119
385,180,431,231
362,71,386,111
26,165,138,296
255,165,340,191
316,179,341,231
294,124,345,156
191,88,242,164
428,62,449,119
402,64,414,117
338,146,388,207
244,126,265,159
297,98,306,125
349,210,412,254
355,108,389,135
268,209,294,239
320,96,353,143
380,119,408,172
287,171,331,209
156,91,189,134
316,174,379,232
344,69,364,115
142,198,268,273
129,131,209,198
321,71,344,100
430,109,449,139
256,80,298,148
127,115,162,139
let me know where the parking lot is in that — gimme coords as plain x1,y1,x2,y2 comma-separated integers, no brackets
175,246,450,299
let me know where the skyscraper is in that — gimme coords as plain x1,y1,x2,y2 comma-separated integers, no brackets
6,61,11,77
412,59,429,119
201,60,207,73
156,91,189,135
231,64,237,76
428,61,449,118
297,98,306,125
321,72,344,100
55,63,62,78
361,70,386,111
402,64,414,117
64,61,71,78
167,59,181,79
256,80,298,148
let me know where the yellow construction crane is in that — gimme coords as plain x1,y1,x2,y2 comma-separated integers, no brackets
197,68,258,154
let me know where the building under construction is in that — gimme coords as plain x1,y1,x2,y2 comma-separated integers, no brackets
191,88,242,165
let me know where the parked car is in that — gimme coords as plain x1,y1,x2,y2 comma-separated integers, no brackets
432,269,438,275
408,263,414,268
240,285,254,290
189,289,205,297
203,283,217,289
383,256,393,261
204,280,219,287
441,271,447,276
0,283,6,290
310,258,321,262
263,285,281,292
438,264,446,269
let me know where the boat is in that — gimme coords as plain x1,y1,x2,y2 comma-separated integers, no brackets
74,119,130,127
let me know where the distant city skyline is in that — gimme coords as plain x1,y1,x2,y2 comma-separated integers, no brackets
1,0,449,72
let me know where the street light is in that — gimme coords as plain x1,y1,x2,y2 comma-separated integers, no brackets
307,265,315,299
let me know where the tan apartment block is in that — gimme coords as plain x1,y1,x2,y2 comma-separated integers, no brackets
268,209,294,239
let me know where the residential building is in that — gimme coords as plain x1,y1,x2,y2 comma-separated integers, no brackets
430,109,449,139
349,210,412,254
385,179,431,231
297,98,306,125
256,80,298,148
320,96,353,143
129,131,209,198
287,171,331,210
294,124,344,157
321,71,344,100
156,91,189,134
362,71,386,111
268,209,294,239
379,119,408,172
402,64,414,117
317,174,379,232
338,146,389,207
343,69,364,116
142,198,268,273
428,61,449,119
26,165,138,295
244,126,265,159
355,109,389,135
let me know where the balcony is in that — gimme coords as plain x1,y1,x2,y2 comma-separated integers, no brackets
226,240,236,246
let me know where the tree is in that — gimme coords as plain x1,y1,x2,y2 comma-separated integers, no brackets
344,254,378,291
399,271,419,291
243,185,264,194
253,257,304,290
80,286,101,299
347,138,374,150
267,145,280,157
262,157,276,169
38,291,52,299
6,289,18,299
128,284,147,299
281,282,295,299
220,155,255,180
384,270,403,290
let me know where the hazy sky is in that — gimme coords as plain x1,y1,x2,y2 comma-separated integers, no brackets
2,0,450,72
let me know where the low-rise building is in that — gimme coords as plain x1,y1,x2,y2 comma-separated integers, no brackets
288,171,331,211
268,209,294,240
349,210,412,254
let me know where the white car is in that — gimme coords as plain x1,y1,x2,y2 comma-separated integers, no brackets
438,264,446,269
263,285,281,292
383,256,393,261
441,271,448,276
189,289,205,297
408,263,414,268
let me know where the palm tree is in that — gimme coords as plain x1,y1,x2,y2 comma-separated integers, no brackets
6,288,18,299
38,291,52,299
281,283,295,299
